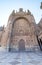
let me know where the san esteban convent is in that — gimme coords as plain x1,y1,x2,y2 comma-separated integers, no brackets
0,8,42,52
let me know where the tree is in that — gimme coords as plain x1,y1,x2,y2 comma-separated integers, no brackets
40,2,42,9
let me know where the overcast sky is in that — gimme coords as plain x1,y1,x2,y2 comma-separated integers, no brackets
0,0,42,26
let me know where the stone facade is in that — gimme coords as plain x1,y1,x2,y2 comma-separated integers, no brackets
37,19,42,50
0,8,42,51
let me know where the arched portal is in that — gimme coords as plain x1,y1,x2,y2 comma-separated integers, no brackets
18,39,25,51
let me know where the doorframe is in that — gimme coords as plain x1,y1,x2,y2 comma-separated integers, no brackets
18,39,25,51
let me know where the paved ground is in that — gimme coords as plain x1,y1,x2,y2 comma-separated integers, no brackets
0,51,42,65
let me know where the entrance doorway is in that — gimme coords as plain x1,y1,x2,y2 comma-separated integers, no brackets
18,39,25,51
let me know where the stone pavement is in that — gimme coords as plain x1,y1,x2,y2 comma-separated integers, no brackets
0,51,42,65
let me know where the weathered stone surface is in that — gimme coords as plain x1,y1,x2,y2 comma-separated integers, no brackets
38,18,42,39
0,8,42,51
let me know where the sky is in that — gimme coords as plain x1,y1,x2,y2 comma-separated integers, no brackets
0,0,42,26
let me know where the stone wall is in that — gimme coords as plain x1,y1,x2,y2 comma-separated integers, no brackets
0,8,41,51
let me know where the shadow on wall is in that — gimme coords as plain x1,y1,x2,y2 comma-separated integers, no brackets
36,35,42,51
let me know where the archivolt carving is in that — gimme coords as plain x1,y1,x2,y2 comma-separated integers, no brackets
12,17,31,36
